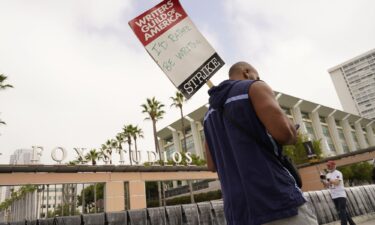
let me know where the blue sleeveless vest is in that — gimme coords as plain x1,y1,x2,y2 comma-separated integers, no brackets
204,80,305,225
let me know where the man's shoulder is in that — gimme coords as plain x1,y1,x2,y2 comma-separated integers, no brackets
248,80,272,95
332,170,343,179
335,170,343,176
333,170,342,174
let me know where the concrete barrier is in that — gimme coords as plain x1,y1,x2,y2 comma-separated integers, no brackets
5,184,375,225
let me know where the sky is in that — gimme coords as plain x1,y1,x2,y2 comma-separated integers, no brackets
0,0,374,164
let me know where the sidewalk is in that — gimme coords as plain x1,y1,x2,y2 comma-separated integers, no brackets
358,220,375,225
323,213,375,225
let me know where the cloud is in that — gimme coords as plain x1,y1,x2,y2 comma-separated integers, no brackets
1,0,374,164
222,0,375,107
0,0,185,163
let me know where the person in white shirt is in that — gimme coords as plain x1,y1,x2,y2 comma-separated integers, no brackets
321,160,356,225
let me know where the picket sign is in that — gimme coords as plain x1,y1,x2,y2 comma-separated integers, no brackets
129,0,223,99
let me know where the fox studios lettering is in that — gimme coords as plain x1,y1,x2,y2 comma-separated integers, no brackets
28,146,193,165
179,53,224,98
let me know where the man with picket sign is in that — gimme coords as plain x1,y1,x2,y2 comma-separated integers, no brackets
204,61,318,225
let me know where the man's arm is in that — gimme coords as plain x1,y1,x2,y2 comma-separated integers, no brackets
249,81,297,145
329,179,341,186
205,142,217,172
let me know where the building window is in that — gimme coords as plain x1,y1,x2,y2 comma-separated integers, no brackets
165,136,173,145
184,127,192,135
364,131,370,146
304,121,316,140
337,129,350,153
282,107,291,116
181,135,195,154
165,144,175,158
301,112,310,120
351,131,360,150
322,125,336,152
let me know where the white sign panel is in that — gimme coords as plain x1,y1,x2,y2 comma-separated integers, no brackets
129,0,224,99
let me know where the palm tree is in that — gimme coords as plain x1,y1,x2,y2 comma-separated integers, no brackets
0,74,13,126
0,74,13,90
67,160,79,165
122,124,139,165
141,97,165,207
170,91,187,152
141,97,165,163
99,144,109,164
132,125,144,164
115,133,126,164
76,154,87,164
110,139,118,164
104,139,114,164
85,149,100,165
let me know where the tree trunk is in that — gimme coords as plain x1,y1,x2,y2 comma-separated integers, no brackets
180,107,187,153
128,139,133,166
152,119,162,164
134,138,139,164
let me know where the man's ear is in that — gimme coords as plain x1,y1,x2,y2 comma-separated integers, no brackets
243,69,250,79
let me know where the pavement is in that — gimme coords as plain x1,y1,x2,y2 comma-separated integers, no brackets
357,220,375,225
323,214,375,225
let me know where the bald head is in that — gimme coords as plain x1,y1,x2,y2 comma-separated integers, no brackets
229,61,259,80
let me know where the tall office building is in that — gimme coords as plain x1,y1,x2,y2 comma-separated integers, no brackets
328,48,375,119
4,149,36,199
157,90,375,159
9,149,34,165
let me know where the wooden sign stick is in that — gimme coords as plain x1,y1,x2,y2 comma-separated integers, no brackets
206,80,214,88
